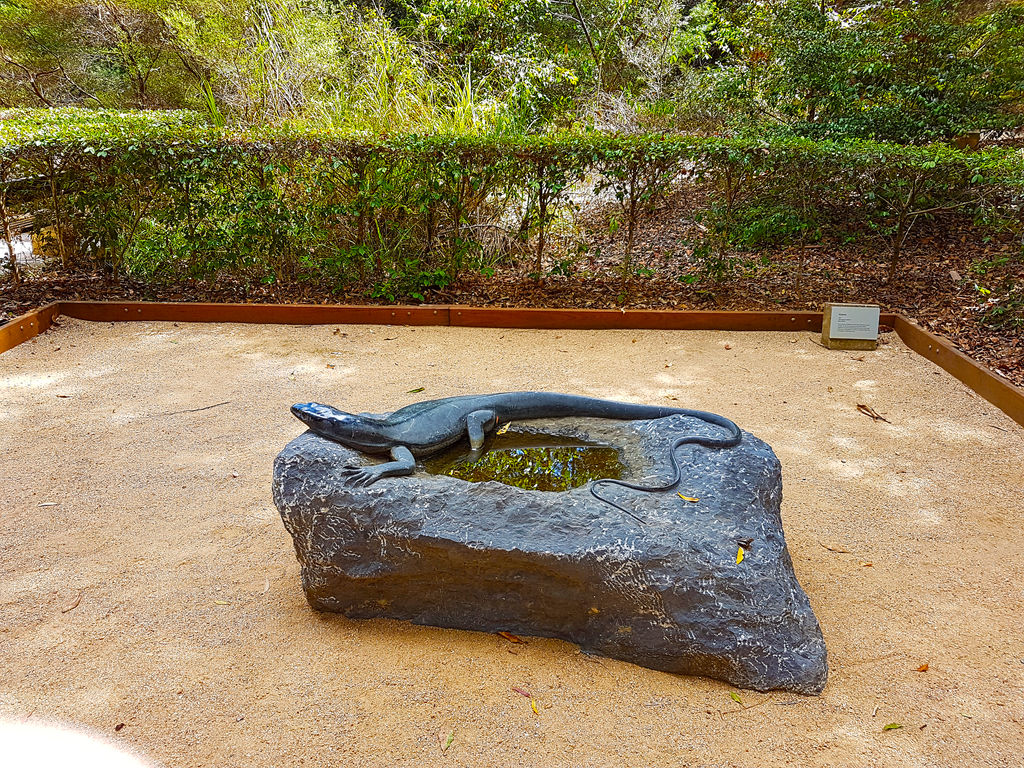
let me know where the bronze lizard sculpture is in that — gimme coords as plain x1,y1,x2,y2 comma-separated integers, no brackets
290,392,742,523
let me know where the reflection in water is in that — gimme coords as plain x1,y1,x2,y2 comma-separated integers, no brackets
422,431,625,492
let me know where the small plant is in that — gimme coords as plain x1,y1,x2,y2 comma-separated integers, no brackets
688,239,739,284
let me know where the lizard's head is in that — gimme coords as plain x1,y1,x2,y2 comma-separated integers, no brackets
291,402,356,431
290,402,390,452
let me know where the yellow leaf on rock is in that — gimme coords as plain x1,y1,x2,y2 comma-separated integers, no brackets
736,546,745,564
496,422,512,435
677,493,699,502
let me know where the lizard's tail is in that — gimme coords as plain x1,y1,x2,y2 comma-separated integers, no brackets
589,422,741,524
509,393,742,448
571,397,742,449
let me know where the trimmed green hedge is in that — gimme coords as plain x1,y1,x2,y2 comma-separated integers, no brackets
2,109,1021,297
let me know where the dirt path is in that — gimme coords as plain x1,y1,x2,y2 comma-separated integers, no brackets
1,319,1022,767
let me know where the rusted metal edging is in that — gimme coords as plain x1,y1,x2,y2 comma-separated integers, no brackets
892,316,1024,428
52,302,897,331
451,306,898,331
56,301,450,326
0,301,1020,428
0,302,60,355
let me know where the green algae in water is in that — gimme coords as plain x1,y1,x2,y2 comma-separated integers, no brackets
423,432,625,492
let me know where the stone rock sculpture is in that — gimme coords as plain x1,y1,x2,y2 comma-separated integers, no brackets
274,395,827,694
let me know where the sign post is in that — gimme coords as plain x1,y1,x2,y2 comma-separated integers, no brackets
822,303,880,350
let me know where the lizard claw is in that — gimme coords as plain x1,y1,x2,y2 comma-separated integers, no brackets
339,466,382,488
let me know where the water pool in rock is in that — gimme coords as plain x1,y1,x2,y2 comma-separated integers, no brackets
422,431,625,492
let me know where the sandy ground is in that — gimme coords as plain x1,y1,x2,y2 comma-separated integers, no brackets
1,318,1022,768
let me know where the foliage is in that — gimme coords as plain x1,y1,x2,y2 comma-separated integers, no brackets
3,109,1021,298
2,1,1022,142
661,0,1024,141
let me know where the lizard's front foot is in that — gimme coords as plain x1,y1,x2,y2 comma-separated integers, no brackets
339,465,384,488
337,447,416,488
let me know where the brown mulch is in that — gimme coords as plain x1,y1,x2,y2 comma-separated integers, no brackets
2,193,1021,388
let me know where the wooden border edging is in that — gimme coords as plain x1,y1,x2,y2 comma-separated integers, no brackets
0,301,1020,428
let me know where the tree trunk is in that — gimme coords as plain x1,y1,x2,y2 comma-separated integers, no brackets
535,161,547,279
47,158,67,269
425,204,434,257
888,178,921,284
1,192,21,285
536,192,546,278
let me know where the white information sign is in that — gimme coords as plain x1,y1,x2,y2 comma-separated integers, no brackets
828,304,880,340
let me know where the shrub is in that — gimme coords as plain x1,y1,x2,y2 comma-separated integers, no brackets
2,109,1020,297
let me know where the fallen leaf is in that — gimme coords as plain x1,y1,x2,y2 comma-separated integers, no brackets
819,541,852,554
497,631,525,644
384,337,398,341
883,723,902,731
511,686,531,698
530,698,540,716
441,730,454,753
114,723,125,732
407,387,425,394
38,502,58,507
729,691,743,705
56,394,72,398
61,592,82,613
736,546,745,564
917,663,929,672
214,600,231,606
496,422,512,435
859,561,873,567
857,403,892,424
677,493,699,502
724,343,732,350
